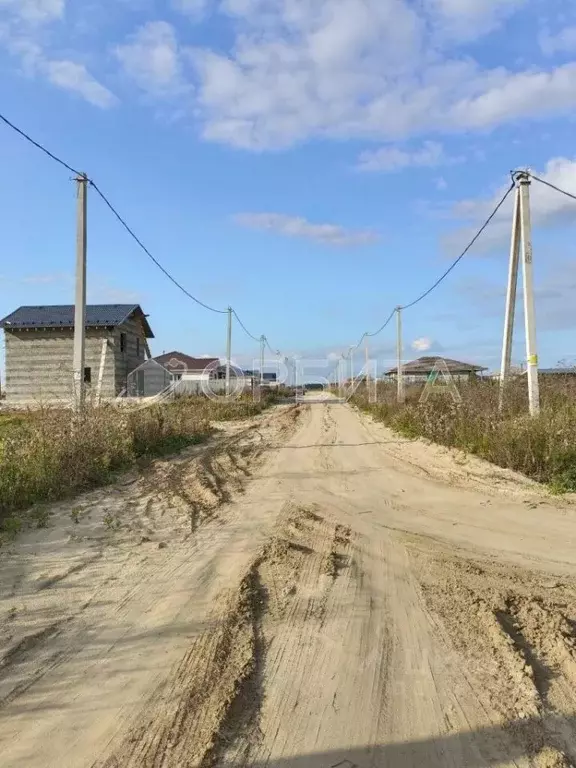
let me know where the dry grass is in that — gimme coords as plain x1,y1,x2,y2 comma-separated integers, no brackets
0,394,277,533
353,376,576,492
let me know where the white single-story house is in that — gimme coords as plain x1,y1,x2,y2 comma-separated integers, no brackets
152,351,221,382
385,356,487,384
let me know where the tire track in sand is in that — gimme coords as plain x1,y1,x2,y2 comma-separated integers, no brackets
93,503,352,768
406,534,576,767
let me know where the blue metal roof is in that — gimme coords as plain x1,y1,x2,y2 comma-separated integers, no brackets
0,304,154,337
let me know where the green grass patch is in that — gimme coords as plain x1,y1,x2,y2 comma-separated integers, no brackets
352,377,576,493
0,392,279,537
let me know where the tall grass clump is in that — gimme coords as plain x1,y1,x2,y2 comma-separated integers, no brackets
0,391,279,530
353,376,576,492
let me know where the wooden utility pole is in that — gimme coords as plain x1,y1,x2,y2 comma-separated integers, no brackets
226,306,232,397
499,184,521,409
518,172,540,416
396,306,404,403
73,173,88,412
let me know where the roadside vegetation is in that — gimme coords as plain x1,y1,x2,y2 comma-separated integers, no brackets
352,376,576,493
0,392,283,535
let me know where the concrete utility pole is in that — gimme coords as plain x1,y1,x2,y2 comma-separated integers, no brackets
498,171,540,416
339,353,346,392
499,184,521,409
518,172,540,416
73,173,88,412
365,338,369,381
226,306,232,397
349,346,354,383
260,335,265,387
396,306,404,403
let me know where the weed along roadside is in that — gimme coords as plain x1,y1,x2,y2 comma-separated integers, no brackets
0,393,282,538
352,377,576,493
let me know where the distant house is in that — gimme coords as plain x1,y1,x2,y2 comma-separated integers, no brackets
385,356,487,384
522,368,576,378
0,304,153,403
127,358,174,398
152,351,221,381
243,370,278,387
127,351,226,398
486,367,576,381
129,353,277,398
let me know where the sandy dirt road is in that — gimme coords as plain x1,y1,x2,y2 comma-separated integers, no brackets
2,396,576,767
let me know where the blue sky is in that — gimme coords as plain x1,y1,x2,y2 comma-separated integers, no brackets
1,0,576,379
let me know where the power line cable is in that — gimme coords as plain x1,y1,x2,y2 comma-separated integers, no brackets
1,111,285,357
0,111,83,177
0,110,229,315
350,308,396,352
1,110,517,354
400,180,515,310
367,308,397,338
264,337,282,357
346,179,515,352
231,309,261,342
90,182,228,314
349,333,367,353
529,173,576,203
231,319,284,362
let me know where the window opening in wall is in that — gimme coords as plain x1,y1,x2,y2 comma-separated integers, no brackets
120,333,127,354
84,367,92,384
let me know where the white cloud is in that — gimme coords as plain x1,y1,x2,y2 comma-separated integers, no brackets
447,63,576,130
424,0,526,41
0,0,116,108
171,0,208,18
0,0,65,24
458,158,576,225
2,0,575,153
436,176,448,190
188,0,576,150
445,156,576,254
115,21,190,96
44,59,117,107
234,212,379,247
412,337,433,351
192,0,428,149
357,141,446,173
540,26,576,56
5,38,116,107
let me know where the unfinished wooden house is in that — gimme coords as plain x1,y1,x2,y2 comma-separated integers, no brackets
0,304,154,403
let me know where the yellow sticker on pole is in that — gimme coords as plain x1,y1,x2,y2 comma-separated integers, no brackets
528,355,538,366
